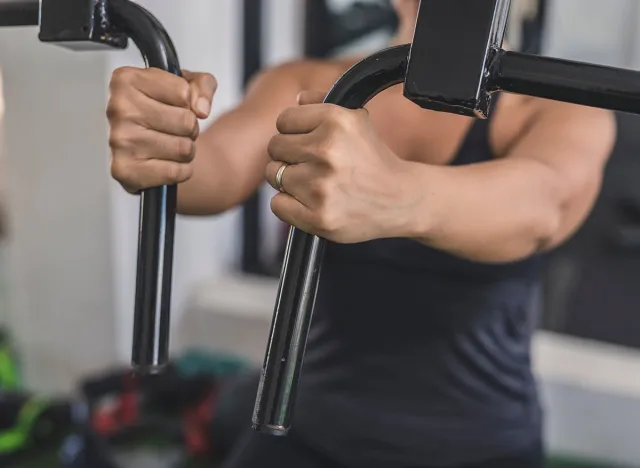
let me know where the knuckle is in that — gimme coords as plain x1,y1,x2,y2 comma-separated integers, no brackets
309,178,330,201
315,207,338,234
276,107,295,132
166,162,191,184
177,79,192,106
108,125,133,150
174,137,195,162
326,105,344,122
111,67,136,87
182,110,198,134
315,137,337,165
267,134,282,159
106,96,125,121
110,158,138,191
327,106,354,130
107,96,138,123
204,73,218,92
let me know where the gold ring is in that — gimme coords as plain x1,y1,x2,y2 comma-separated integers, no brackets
275,163,290,193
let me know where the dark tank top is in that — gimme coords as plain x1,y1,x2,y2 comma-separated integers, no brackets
293,102,543,468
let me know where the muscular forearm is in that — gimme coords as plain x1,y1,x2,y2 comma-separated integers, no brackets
402,158,569,263
176,110,272,216
177,140,264,216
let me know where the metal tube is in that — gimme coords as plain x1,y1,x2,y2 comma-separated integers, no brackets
491,50,640,115
0,0,39,27
109,0,181,374
252,44,411,435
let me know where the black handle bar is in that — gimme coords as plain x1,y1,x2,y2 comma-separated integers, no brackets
109,0,181,373
251,44,411,435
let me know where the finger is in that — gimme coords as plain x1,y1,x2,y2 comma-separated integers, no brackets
110,91,199,138
276,104,336,134
267,133,314,165
111,158,193,193
265,161,311,202
297,90,327,106
137,129,196,163
183,70,218,119
111,67,192,109
110,124,196,164
270,193,315,233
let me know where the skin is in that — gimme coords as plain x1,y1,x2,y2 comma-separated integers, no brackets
108,0,616,264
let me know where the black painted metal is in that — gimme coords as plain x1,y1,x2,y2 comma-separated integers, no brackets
404,0,510,118
110,0,181,374
39,0,127,50
241,0,267,276
491,51,640,115
252,44,410,436
0,0,39,27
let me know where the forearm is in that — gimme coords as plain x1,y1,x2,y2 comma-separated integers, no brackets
402,158,568,263
177,139,264,216
176,110,271,216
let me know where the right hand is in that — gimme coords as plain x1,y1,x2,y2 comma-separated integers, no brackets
108,68,217,193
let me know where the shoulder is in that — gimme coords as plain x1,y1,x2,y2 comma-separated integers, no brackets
248,59,347,95
490,93,616,157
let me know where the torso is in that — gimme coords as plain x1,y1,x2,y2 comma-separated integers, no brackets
289,59,544,468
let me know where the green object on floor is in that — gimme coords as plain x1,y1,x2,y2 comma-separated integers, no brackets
0,397,48,457
0,329,19,390
176,349,252,380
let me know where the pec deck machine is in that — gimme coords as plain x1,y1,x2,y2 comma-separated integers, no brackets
2,0,640,436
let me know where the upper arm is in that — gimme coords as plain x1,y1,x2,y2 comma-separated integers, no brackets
505,100,616,248
195,62,312,195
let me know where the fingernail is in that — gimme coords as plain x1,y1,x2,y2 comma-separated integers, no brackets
196,97,211,117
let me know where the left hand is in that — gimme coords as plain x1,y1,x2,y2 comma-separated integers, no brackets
266,91,416,244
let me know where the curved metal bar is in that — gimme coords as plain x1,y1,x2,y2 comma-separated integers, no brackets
252,44,411,436
109,0,181,373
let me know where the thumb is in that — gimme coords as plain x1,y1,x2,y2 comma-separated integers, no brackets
297,90,327,106
183,70,218,119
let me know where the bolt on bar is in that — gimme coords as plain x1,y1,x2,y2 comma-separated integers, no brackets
0,0,40,27
0,0,179,374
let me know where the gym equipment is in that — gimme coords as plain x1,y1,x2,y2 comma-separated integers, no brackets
0,0,181,373
252,0,640,435
0,391,71,460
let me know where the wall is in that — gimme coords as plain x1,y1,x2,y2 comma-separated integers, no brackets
0,0,245,392
0,28,117,393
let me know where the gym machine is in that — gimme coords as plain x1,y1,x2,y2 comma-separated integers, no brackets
0,0,179,373
2,0,640,439
252,0,640,435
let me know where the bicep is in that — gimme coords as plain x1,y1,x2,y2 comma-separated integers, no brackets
506,102,616,248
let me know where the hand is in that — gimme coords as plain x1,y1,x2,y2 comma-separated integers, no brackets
108,68,217,193
266,91,417,244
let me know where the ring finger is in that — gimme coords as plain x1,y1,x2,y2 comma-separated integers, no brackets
265,161,309,205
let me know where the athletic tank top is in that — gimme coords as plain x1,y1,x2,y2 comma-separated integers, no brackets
293,99,544,468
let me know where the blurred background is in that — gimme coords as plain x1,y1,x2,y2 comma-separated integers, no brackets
0,0,640,466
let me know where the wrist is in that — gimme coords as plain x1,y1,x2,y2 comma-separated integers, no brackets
386,161,439,240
